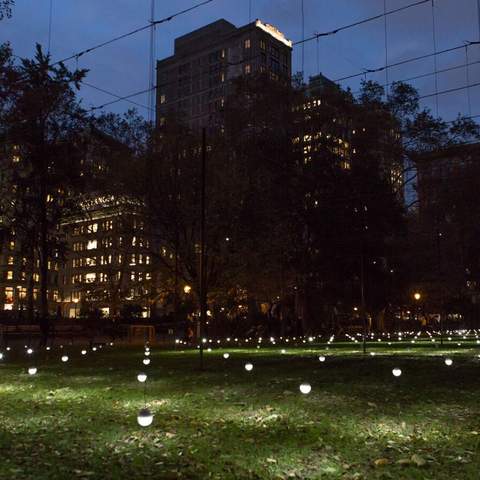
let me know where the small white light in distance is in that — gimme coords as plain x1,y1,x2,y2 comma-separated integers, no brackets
143,358,151,365
81,350,87,355
61,355,68,362
223,353,230,359
27,348,33,355
445,358,453,366
318,356,326,362
245,363,253,372
299,383,311,394
137,373,147,383
28,367,37,375
392,368,402,377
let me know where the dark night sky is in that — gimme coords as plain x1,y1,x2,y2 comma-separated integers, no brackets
1,0,479,121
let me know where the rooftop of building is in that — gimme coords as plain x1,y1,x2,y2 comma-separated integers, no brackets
158,18,292,65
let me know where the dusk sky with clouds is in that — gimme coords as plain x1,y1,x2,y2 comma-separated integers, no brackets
1,0,479,121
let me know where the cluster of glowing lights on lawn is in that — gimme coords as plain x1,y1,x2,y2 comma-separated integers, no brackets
1,328,479,429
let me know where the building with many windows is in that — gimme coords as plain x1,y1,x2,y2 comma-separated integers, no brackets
60,196,156,319
156,18,292,131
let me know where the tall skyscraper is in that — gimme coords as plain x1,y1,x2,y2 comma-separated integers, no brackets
156,19,292,131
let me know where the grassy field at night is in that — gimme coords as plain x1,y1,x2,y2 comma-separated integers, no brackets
1,339,480,479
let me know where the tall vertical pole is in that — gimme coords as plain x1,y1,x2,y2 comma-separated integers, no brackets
431,0,439,117
383,0,389,97
301,0,305,75
147,0,156,124
199,128,207,370
477,0,480,40
361,249,367,354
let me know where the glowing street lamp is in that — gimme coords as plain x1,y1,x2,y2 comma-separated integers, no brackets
183,285,192,294
413,292,421,301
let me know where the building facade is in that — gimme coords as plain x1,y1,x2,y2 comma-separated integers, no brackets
156,18,292,131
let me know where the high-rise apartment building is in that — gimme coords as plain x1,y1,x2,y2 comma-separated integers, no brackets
156,19,292,131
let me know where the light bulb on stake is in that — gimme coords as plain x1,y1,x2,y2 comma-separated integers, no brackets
137,408,153,427
28,367,37,375
299,383,311,394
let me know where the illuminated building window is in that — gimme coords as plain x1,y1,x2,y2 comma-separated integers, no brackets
6,271,13,280
3,304,13,311
146,272,152,280
145,255,151,265
21,272,26,280
160,94,166,104
103,220,113,231
7,256,14,265
244,38,251,49
244,64,251,75
12,155,20,163
85,273,96,283
130,254,136,266
8,241,15,250
118,254,123,264
86,257,96,266
19,287,27,300
87,223,98,233
130,271,136,281
52,290,59,301
87,239,97,250
5,287,14,303
101,237,113,248
33,288,38,300
33,273,39,282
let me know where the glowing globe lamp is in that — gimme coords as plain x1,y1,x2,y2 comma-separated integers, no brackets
299,383,312,394
137,408,153,427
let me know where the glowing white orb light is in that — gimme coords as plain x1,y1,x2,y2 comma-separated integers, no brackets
445,358,453,366
281,349,286,354
299,383,312,394
27,348,33,355
392,368,402,377
46,346,51,351
81,350,87,355
223,353,230,359
318,356,326,362
92,347,97,352
137,373,147,383
6,347,10,351
137,408,153,427
61,355,69,363
143,358,151,366
28,367,37,375
144,351,151,356
0,353,3,360
245,362,253,372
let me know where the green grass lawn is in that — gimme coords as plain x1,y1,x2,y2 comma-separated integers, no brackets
1,339,480,479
